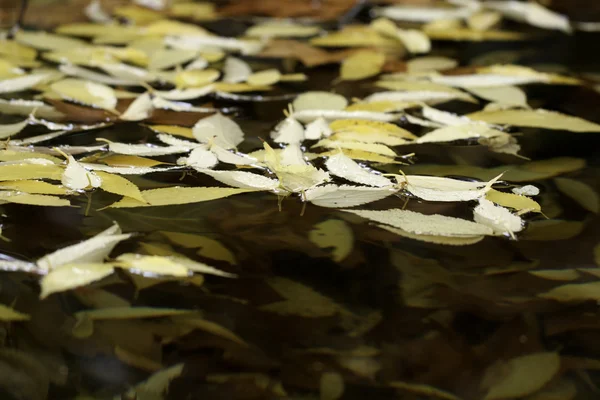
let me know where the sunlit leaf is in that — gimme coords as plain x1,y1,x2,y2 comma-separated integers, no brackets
49,78,117,111
264,143,329,193
197,169,279,191
474,198,523,237
246,22,321,38
222,56,252,83
0,72,57,94
396,173,501,202
62,155,102,190
292,91,348,112
325,152,392,187
271,117,305,144
305,185,397,208
247,69,281,86
0,191,70,207
193,113,244,149
485,189,541,214
174,69,220,88
308,219,354,262
465,85,528,107
0,118,29,139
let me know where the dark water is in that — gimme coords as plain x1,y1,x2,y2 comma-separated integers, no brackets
1,2,600,400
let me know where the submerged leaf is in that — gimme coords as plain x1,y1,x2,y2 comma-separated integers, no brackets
554,177,599,213
468,109,600,132
308,219,354,262
0,305,30,321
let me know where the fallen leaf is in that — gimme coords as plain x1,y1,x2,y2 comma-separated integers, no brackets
0,304,30,321
161,231,237,265
222,56,252,84
474,198,523,237
40,263,115,298
109,186,256,207
485,189,541,214
246,22,321,38
293,91,348,112
340,50,386,81
468,109,600,132
554,177,599,213
197,169,279,191
325,152,393,187
305,185,397,208
0,191,70,207
193,113,244,149
0,118,29,139
49,78,117,111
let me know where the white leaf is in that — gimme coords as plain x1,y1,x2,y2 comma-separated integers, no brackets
59,64,142,86
37,223,132,270
105,141,193,156
422,105,474,126
345,208,494,237
465,85,528,107
484,1,570,32
474,198,523,237
292,110,401,124
292,92,348,112
279,144,308,166
271,117,305,144
50,78,117,110
197,169,279,190
193,113,244,149
210,144,258,165
374,3,479,22
148,48,198,71
396,29,431,54
177,147,218,169
151,96,215,113
134,0,167,10
398,174,501,202
62,155,102,190
304,117,332,140
119,93,153,121
325,152,392,187
81,163,179,175
156,133,201,148
99,63,155,82
365,90,463,104
305,184,397,208
0,73,56,94
222,57,252,83
165,35,264,55
0,98,64,120
416,123,509,144
0,119,29,139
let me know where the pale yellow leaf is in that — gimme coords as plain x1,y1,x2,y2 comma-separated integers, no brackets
308,219,354,262
330,118,416,139
485,189,541,214
246,69,281,86
539,282,600,302
0,180,68,195
311,26,399,48
101,154,167,168
529,269,580,281
466,85,528,107
305,184,397,208
468,109,600,132
50,78,117,111
40,263,115,298
378,224,485,246
109,186,256,208
174,69,220,88
96,171,145,203
340,51,386,81
246,22,320,38
148,124,194,139
313,139,397,157
116,254,189,277
0,191,70,207
293,91,348,112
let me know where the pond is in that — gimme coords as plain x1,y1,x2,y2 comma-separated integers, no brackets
0,0,599,399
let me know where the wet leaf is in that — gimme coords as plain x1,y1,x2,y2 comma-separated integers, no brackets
0,118,29,139
0,72,57,94
466,85,528,107
0,191,70,207
246,22,321,38
325,152,393,187
264,143,330,193
96,171,145,203
293,91,348,112
308,219,354,262
193,113,244,149
197,169,279,191
485,189,541,214
305,185,397,208
474,198,524,237
390,381,462,400
246,69,282,86
340,50,386,81
222,56,252,84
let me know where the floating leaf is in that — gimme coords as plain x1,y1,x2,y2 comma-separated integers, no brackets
292,91,348,112
465,85,528,107
554,177,599,213
0,118,29,139
197,169,279,191
379,224,485,246
0,180,68,195
271,117,305,144
325,152,392,187
305,185,396,208
222,57,252,84
49,78,117,111
0,191,70,207
482,353,561,400
109,186,256,208
308,219,354,262
340,50,386,81
485,189,541,214
62,155,102,190
345,209,494,237
264,143,329,193
75,307,192,321
247,69,281,86
389,381,462,400
474,198,523,237
468,109,600,132
313,139,397,157
37,223,132,270
120,93,153,121
40,263,115,298
396,174,501,202
246,22,321,38
15,30,86,51
0,72,57,94
193,113,244,149
0,162,63,181
96,171,145,203
485,1,570,32
174,69,220,88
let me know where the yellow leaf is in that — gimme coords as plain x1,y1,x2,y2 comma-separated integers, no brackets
246,22,320,38
0,304,30,321
109,186,256,207
529,269,580,281
0,39,37,61
113,5,163,25
311,26,399,48
313,139,397,156
379,224,485,246
319,149,401,164
424,27,526,41
161,231,237,265
308,219,354,262
116,254,189,277
246,69,281,86
340,50,386,81
49,78,117,111
213,82,272,92
174,69,220,88
96,171,146,203
330,118,416,139
0,180,68,195
468,109,600,132
539,282,600,302
485,189,541,214
169,2,217,21
144,19,210,36
101,154,167,168
344,101,415,113
0,191,70,207
148,125,194,139
554,177,599,213
75,307,192,321
482,353,560,400
40,263,115,298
